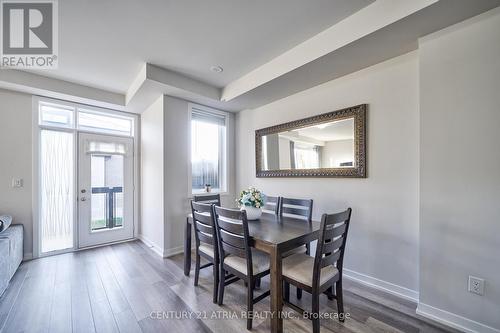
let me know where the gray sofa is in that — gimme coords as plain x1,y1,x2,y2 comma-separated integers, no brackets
0,224,23,297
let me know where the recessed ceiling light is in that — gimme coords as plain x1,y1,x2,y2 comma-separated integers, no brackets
210,66,223,73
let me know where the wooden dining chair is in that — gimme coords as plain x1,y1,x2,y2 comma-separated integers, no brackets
282,208,352,333
213,206,271,330
191,201,219,303
262,195,280,215
280,197,313,298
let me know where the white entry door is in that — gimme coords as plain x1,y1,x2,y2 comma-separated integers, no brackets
78,133,134,248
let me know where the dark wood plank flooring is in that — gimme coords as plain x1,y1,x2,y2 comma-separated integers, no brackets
0,241,457,333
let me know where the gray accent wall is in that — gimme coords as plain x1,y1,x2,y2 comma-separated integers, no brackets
0,89,33,257
236,51,420,293
419,8,500,330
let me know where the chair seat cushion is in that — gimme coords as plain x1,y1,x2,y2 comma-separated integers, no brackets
224,250,269,276
282,253,338,287
282,245,307,257
198,243,214,257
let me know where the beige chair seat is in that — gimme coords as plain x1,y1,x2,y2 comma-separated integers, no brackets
225,250,269,275
282,245,307,257
283,253,338,287
198,244,215,257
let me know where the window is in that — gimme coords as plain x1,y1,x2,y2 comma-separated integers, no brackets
79,109,134,136
191,107,227,193
293,143,321,169
40,129,74,253
39,102,74,128
38,100,135,137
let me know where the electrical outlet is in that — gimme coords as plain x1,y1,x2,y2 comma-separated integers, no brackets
468,276,485,296
11,177,23,188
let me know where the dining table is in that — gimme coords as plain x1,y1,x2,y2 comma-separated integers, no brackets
184,211,321,333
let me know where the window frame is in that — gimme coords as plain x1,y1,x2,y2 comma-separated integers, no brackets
32,96,139,259
37,97,135,137
188,103,229,196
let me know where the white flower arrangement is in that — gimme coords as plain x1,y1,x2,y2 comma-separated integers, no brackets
236,187,266,209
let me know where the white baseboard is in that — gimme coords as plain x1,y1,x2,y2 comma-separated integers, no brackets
137,235,185,258
416,303,500,333
137,234,165,258
23,252,33,261
163,245,184,258
343,268,419,302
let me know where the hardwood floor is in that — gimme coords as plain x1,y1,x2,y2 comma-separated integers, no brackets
0,241,457,333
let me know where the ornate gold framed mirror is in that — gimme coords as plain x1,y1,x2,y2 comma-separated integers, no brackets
255,104,366,178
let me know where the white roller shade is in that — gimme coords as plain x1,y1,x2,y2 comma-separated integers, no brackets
191,109,225,126
86,141,127,155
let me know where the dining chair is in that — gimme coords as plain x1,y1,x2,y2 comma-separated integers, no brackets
282,208,352,333
262,195,280,215
213,206,271,330
279,197,313,299
191,201,219,303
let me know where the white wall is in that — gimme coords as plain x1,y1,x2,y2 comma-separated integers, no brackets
322,139,354,168
162,96,236,255
163,96,190,255
418,8,500,331
140,96,165,254
0,89,33,256
236,51,420,293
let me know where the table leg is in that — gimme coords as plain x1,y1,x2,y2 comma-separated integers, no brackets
184,217,192,276
270,245,283,333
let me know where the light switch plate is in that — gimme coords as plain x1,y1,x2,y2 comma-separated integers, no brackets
11,177,23,188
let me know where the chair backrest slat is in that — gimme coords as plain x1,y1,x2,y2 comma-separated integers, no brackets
327,223,346,239
263,196,280,215
320,250,341,268
280,197,313,221
198,231,215,246
194,194,221,206
219,229,246,249
217,216,245,235
193,211,213,225
313,208,352,288
322,236,344,254
220,239,247,257
194,219,214,235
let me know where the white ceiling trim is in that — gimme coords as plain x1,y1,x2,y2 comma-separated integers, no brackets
221,0,438,102
0,69,125,110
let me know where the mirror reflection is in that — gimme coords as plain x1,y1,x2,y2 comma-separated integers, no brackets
261,118,354,171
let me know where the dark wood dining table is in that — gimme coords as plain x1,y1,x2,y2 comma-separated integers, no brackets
184,212,321,333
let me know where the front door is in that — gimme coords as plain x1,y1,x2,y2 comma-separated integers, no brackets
78,133,134,248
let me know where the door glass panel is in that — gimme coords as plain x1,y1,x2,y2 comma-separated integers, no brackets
79,110,134,136
90,154,124,231
40,130,74,253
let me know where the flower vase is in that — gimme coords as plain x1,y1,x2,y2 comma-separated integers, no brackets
240,206,262,220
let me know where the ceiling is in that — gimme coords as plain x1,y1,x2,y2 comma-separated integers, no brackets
2,0,499,113
29,0,373,94
294,119,354,142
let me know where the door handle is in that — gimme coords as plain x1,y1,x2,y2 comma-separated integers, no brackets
80,197,87,202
